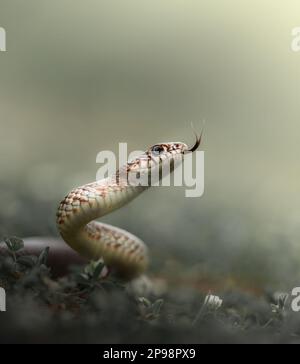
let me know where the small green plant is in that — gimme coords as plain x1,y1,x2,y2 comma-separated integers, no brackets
192,293,223,325
137,297,164,320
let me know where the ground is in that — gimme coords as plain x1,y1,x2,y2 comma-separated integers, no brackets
1,236,300,344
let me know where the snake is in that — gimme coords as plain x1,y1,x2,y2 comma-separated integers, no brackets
56,135,201,280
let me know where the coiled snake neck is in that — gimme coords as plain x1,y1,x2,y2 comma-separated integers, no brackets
56,136,201,280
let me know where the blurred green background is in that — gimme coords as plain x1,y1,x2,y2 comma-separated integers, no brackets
1,0,300,292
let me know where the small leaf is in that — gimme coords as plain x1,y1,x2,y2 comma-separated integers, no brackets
152,299,164,316
84,261,95,277
278,294,288,310
84,259,104,279
92,261,105,280
138,297,152,308
4,236,24,252
37,247,49,266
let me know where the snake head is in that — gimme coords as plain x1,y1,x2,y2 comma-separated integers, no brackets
118,134,203,186
147,130,203,159
129,135,202,172
148,142,188,158
147,126,203,156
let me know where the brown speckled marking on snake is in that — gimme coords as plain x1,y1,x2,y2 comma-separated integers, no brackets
57,135,201,280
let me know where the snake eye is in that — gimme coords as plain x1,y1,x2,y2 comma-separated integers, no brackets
151,145,164,154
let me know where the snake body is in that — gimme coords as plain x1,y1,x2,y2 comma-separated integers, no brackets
56,137,201,280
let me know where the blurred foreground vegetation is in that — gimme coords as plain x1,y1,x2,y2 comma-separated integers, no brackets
1,236,300,344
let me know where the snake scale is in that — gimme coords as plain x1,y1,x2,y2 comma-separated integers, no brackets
56,135,201,280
